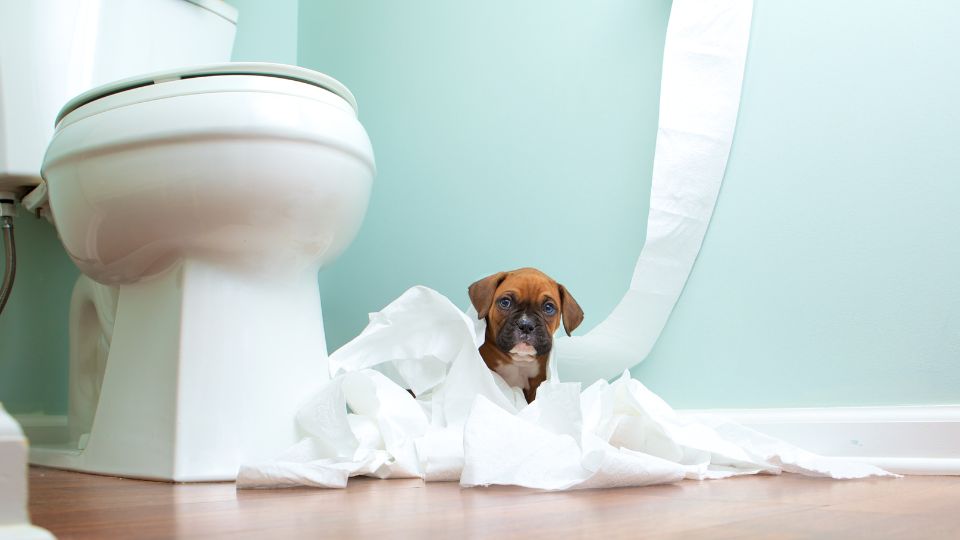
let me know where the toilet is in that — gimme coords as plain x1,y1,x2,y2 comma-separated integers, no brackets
34,63,374,481
1,0,374,482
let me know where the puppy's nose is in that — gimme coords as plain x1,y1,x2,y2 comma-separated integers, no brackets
517,316,535,334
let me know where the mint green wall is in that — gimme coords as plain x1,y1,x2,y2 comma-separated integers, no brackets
300,0,670,359
0,0,300,415
0,218,77,414
634,0,960,408
230,0,298,64
2,0,958,415
301,0,960,408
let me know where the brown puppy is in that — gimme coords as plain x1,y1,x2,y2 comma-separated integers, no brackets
468,268,583,403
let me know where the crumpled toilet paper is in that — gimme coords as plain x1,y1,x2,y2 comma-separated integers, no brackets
237,286,893,490
238,0,895,490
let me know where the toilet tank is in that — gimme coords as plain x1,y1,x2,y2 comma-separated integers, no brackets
0,0,238,194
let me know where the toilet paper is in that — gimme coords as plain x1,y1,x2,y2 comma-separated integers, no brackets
553,0,757,382
237,286,894,490
237,0,895,490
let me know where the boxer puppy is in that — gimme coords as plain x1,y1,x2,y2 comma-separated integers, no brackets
468,268,583,403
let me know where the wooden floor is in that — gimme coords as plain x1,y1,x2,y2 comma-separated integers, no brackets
28,467,960,539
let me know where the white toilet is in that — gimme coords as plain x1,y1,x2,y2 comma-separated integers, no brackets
1,0,374,482
35,62,374,481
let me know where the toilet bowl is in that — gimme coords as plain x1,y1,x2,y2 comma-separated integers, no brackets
31,63,375,481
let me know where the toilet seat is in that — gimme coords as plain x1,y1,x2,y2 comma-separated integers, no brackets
30,63,367,222
42,61,375,285
55,62,359,126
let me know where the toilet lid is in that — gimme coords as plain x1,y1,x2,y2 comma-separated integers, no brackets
55,62,358,125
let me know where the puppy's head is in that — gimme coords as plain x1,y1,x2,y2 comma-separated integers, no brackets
468,268,584,358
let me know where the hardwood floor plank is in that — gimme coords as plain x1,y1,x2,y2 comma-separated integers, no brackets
652,507,960,540
28,467,960,539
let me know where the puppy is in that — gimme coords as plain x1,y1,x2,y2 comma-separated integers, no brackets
468,268,583,403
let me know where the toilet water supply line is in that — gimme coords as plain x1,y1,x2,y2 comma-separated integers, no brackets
0,196,16,316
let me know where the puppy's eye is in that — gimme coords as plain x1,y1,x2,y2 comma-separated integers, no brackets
497,297,512,309
543,302,557,315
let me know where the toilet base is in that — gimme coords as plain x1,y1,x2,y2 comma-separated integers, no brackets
29,259,329,481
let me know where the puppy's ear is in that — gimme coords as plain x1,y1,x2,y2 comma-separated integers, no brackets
468,271,508,319
558,284,584,336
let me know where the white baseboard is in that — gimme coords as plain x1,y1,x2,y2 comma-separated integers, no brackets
682,405,960,475
17,407,960,476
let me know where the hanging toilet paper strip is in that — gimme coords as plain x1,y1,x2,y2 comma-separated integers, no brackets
552,0,755,383
237,287,894,490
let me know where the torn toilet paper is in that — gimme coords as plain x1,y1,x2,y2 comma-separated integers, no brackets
237,286,893,490
237,0,894,490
